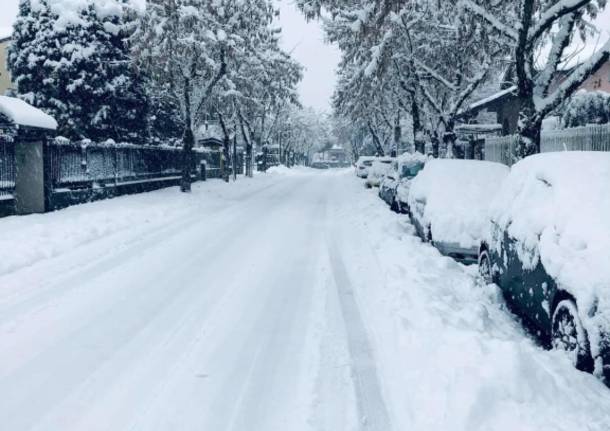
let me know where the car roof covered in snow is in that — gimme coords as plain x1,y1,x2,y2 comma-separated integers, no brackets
489,151,610,311
0,96,58,131
396,151,428,168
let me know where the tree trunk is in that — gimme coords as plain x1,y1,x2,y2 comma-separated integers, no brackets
181,77,193,193
367,123,385,156
443,118,457,159
515,0,539,160
518,111,542,160
411,97,422,153
392,114,401,157
218,112,231,183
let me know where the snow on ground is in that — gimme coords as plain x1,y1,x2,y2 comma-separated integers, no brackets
0,169,609,430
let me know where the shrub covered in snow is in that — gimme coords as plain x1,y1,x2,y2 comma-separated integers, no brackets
561,91,610,128
408,159,509,250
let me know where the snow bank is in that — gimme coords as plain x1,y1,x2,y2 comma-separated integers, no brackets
489,152,610,349
0,177,278,277
0,96,58,130
409,159,509,248
265,165,318,176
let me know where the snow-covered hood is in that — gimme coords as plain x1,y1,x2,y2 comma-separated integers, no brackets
409,159,509,248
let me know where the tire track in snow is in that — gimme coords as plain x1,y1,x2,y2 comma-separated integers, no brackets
327,239,392,431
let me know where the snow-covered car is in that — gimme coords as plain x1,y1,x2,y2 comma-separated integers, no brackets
378,162,399,210
365,158,394,188
394,152,428,214
408,159,509,263
478,152,610,384
355,156,375,178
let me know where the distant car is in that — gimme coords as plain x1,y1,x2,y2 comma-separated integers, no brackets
365,158,394,188
394,152,428,214
311,161,329,169
379,152,427,212
355,157,376,178
407,159,509,263
478,152,610,384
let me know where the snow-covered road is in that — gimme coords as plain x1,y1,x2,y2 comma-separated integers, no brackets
1,168,610,431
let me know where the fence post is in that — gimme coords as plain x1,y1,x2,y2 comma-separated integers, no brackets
15,134,51,214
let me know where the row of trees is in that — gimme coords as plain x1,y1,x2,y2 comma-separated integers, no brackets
8,0,316,191
298,0,610,161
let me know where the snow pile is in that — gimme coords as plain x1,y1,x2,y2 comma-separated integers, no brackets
409,159,509,248
0,177,279,277
0,96,58,130
265,165,318,176
336,172,610,430
489,152,610,358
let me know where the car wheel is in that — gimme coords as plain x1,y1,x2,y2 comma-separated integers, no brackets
478,249,493,284
390,199,399,213
552,299,594,372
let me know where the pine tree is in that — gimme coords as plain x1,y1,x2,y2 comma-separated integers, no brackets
8,0,148,142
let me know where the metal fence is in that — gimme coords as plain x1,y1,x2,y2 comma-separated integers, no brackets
0,136,15,199
485,122,610,166
47,139,222,190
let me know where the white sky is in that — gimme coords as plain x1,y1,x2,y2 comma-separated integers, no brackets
1,1,609,111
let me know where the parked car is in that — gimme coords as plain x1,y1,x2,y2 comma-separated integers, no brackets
394,152,428,214
365,157,394,188
379,152,427,212
478,152,610,383
378,161,400,210
355,156,376,178
408,159,509,263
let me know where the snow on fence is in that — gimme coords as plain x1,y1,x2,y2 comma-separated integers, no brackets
485,123,610,166
0,136,15,199
47,138,222,190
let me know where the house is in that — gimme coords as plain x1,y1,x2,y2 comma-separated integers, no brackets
196,120,224,150
0,32,13,95
312,145,350,168
459,59,610,135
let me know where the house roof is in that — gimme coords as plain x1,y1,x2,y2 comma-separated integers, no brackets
0,26,12,42
0,96,58,130
468,86,517,111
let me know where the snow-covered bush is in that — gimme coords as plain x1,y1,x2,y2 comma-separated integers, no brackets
561,91,610,128
8,0,148,143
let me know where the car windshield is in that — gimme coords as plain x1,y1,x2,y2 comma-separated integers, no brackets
401,162,424,178
363,160,373,166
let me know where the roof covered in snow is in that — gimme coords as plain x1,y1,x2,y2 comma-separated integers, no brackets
0,96,58,130
0,26,12,41
467,86,517,112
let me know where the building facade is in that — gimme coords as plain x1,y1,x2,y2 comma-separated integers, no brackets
0,37,13,95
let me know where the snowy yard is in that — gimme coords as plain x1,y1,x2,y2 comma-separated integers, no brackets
1,169,610,430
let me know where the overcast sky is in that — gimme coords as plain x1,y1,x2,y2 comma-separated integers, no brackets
2,1,609,112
